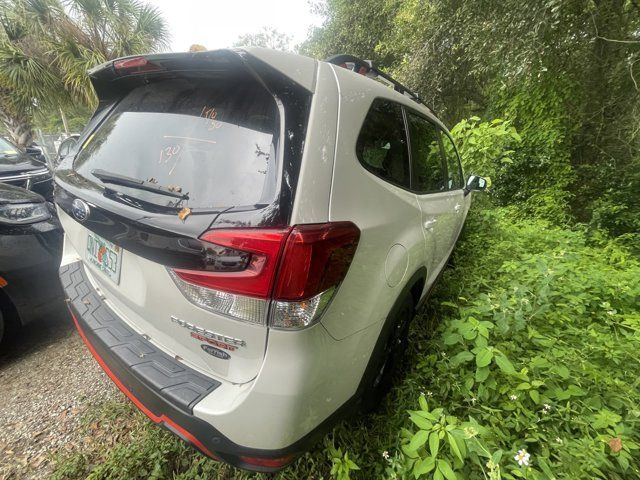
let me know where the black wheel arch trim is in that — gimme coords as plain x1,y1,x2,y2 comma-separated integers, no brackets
354,267,427,401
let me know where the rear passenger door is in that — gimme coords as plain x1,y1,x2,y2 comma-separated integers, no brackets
405,111,459,274
439,131,467,244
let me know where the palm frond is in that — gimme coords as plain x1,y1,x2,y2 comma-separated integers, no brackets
0,0,170,135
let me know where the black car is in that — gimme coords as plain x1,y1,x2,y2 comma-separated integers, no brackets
0,183,62,342
0,136,54,201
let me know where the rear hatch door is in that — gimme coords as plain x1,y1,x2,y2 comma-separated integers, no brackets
56,51,313,384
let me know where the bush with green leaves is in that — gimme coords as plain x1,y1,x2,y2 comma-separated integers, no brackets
393,207,640,479
450,117,521,186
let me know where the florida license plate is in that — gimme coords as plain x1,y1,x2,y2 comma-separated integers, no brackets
86,232,122,284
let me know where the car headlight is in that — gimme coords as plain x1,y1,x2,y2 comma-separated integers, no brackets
0,202,51,225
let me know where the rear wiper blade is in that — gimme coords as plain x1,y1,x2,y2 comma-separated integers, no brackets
92,169,189,200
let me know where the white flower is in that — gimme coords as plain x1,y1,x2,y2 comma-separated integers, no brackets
542,403,552,414
509,394,518,401
555,437,562,444
514,449,530,467
382,450,390,460
607,310,616,316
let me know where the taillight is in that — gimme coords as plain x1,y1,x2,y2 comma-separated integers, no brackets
168,222,360,329
113,56,162,74
173,229,290,299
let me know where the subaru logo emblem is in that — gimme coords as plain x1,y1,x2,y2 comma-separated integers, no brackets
71,198,90,222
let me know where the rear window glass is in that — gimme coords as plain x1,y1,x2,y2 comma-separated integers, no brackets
74,78,279,209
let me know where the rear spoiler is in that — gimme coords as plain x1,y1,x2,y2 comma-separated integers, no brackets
88,49,316,113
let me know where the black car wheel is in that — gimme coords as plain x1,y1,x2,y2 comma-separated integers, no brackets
361,294,414,412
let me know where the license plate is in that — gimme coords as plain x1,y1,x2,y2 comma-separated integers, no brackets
86,232,122,284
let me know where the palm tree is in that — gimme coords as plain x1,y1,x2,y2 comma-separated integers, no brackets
0,0,169,147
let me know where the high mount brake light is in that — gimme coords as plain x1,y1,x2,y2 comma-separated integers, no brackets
169,222,360,328
113,56,162,74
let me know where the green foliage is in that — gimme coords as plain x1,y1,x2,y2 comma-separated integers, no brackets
0,0,169,146
395,207,640,478
450,117,521,185
327,442,361,480
32,105,92,134
489,79,576,224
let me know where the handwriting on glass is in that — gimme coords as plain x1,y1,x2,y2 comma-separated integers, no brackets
159,144,182,175
200,106,222,130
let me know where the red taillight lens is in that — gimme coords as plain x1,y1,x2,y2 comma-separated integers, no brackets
273,222,360,301
173,228,290,299
113,56,162,74
169,222,360,327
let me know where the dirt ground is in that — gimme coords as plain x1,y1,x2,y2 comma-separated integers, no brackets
0,302,118,479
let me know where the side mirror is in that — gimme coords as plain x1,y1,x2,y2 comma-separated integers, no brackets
25,145,47,165
25,146,42,157
464,175,488,196
57,138,77,160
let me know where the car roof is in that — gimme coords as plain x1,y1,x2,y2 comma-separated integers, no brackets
89,48,442,130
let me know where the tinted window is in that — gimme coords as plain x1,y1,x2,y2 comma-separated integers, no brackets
407,113,446,193
441,132,464,190
356,100,409,188
74,78,279,209
0,137,18,154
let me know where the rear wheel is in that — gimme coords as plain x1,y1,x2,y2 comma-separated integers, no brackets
361,294,414,412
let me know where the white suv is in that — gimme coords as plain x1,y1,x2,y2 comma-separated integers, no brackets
55,48,486,472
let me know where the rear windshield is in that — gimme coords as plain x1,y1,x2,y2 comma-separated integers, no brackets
73,78,280,210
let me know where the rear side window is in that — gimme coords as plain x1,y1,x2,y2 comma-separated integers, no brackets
74,78,279,209
440,133,464,190
407,113,446,193
356,100,410,188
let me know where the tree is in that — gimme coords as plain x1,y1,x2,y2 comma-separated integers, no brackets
0,0,169,147
233,27,293,51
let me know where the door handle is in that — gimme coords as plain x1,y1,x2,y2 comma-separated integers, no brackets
423,219,437,230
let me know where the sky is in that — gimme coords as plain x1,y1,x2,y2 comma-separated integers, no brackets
149,0,324,53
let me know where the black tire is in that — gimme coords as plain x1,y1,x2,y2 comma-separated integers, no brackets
361,294,414,412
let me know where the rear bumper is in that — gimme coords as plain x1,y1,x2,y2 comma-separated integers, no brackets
60,261,299,472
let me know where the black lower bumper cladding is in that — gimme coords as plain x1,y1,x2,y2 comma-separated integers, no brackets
59,261,297,472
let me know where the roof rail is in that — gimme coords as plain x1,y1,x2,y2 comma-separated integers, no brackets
325,54,432,111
